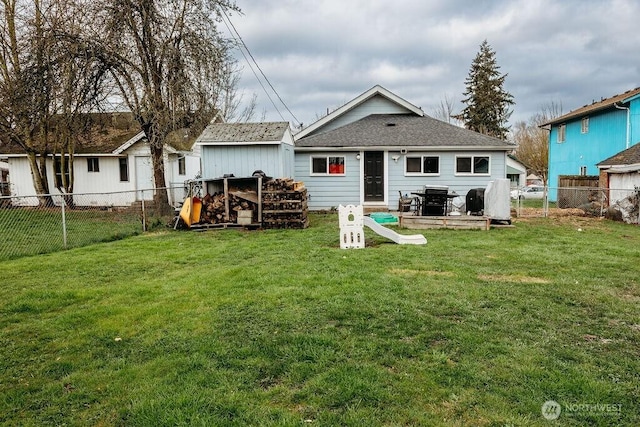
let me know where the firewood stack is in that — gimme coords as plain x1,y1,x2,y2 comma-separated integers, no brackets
200,191,258,225
262,178,308,229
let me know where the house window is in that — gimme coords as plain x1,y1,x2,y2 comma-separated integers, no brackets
311,156,345,175
455,155,490,175
579,166,587,176
581,117,589,134
119,157,129,182
54,157,70,188
405,156,439,175
178,156,186,175
87,157,100,172
557,123,566,143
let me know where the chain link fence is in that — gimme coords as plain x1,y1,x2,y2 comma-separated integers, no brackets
0,187,185,261
511,186,640,223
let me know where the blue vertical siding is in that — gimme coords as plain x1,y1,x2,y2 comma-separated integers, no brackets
201,145,289,179
629,98,640,146
548,108,628,194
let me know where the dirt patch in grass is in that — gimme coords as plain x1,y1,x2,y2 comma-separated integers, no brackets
389,268,455,277
477,274,550,284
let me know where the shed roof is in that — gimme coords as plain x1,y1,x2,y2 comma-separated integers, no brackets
597,142,640,168
196,122,290,144
542,87,640,126
295,114,514,150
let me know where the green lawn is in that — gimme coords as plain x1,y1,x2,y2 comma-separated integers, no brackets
1,214,638,426
0,207,163,261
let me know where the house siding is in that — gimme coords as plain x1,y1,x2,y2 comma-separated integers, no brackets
6,140,187,206
8,156,138,206
294,152,361,210
629,98,640,145
548,108,628,196
387,151,507,209
317,95,413,135
296,150,507,211
201,145,287,179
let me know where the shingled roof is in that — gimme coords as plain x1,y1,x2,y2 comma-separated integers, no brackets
597,143,640,167
0,113,200,156
196,122,290,144
295,114,514,149
542,87,640,126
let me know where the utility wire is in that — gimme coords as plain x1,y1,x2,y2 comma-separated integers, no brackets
220,8,301,127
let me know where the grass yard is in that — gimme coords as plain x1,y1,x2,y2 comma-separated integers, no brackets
1,214,638,426
0,207,158,261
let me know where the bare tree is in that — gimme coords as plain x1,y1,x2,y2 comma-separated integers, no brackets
217,61,258,123
93,0,239,211
431,94,461,125
512,101,563,183
0,0,107,204
0,0,55,203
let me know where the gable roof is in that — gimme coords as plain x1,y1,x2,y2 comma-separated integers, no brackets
196,122,291,145
597,142,640,170
543,87,640,126
1,113,141,156
294,85,424,140
295,114,514,150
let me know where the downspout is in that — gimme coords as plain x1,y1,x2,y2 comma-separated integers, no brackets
614,102,630,149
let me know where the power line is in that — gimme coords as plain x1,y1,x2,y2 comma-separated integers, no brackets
219,8,301,127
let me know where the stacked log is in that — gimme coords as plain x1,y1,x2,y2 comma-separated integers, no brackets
199,191,257,224
262,178,308,229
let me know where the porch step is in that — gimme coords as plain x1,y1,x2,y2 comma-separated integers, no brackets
363,206,389,214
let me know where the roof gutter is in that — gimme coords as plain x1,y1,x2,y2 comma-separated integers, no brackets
293,145,513,152
614,102,631,149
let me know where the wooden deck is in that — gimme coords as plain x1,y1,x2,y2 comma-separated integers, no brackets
399,214,490,230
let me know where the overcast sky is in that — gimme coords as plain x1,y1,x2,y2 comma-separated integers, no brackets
223,0,640,131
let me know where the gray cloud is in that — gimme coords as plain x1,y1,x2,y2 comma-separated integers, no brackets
227,0,640,129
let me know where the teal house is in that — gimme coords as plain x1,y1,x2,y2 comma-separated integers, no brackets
544,87,640,198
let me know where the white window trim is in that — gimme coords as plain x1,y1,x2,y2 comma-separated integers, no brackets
454,155,491,176
309,155,346,176
404,155,440,176
177,156,186,176
581,117,589,134
87,157,100,173
557,123,566,143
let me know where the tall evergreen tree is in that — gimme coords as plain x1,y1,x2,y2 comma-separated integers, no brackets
456,40,514,139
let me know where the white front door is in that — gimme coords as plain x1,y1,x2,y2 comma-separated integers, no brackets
135,156,154,201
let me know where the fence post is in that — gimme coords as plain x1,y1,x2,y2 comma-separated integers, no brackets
61,198,68,249
141,191,147,232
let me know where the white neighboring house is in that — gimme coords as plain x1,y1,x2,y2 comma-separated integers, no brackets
2,131,200,207
506,155,527,188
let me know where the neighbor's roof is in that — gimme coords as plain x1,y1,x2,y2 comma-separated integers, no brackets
196,122,290,144
542,87,640,126
295,114,515,150
597,142,640,168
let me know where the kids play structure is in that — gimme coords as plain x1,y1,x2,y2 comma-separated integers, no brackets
338,204,427,249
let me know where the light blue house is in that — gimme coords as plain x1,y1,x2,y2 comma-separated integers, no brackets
294,85,516,210
544,87,640,197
